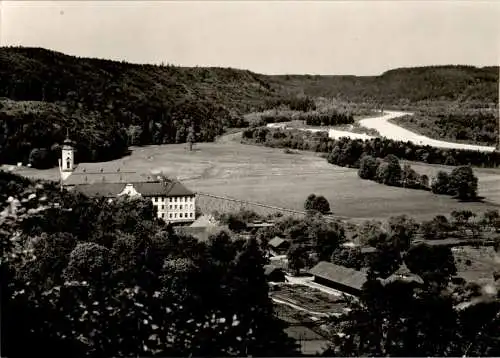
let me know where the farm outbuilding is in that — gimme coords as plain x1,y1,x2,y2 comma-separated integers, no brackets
264,265,286,282
309,261,367,296
268,236,290,256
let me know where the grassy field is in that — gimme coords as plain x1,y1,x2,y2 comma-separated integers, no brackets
7,136,500,221
453,246,499,283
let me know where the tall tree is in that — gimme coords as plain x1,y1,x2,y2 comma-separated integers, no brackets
186,125,195,151
449,166,478,200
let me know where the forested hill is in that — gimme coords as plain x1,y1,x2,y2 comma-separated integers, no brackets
0,47,498,168
0,47,282,167
270,65,499,105
2,47,497,110
0,47,279,112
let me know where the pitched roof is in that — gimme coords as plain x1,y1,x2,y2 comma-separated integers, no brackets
190,215,218,228
74,183,126,198
309,261,367,291
163,180,194,197
268,236,287,248
394,262,412,276
64,170,156,186
73,180,194,198
264,265,283,276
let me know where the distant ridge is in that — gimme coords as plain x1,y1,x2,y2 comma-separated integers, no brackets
0,46,497,168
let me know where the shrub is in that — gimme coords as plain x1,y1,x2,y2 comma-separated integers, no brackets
431,171,452,195
358,155,379,180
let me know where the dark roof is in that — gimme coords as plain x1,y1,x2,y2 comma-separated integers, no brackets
73,180,194,198
63,137,73,145
74,183,126,198
309,261,367,291
64,170,156,186
264,265,283,276
268,236,288,248
163,180,194,197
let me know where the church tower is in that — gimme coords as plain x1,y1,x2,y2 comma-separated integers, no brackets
59,132,75,181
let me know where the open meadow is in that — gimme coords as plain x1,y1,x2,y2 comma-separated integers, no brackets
9,135,500,222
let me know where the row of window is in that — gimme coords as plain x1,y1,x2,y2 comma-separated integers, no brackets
157,204,194,210
153,196,194,203
160,212,194,219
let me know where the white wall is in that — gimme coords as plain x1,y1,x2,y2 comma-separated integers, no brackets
152,195,196,223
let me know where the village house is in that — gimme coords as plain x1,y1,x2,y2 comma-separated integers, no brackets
58,135,196,224
267,236,290,256
264,265,286,282
309,261,368,296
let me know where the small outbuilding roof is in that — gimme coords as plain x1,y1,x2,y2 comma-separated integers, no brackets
268,236,288,248
309,261,367,291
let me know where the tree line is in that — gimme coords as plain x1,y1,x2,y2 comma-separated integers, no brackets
241,127,500,168
250,109,355,127
271,65,499,105
355,154,478,200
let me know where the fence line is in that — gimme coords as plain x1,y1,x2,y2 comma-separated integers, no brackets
197,192,307,215
196,192,349,222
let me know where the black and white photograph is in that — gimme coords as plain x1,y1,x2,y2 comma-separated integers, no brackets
0,0,499,356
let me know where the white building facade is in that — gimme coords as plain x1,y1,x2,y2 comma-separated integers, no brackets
60,136,197,224
151,194,196,222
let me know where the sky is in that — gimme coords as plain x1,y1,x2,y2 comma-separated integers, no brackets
1,0,499,75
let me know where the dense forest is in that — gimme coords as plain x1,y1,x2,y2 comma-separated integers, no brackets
0,47,498,168
0,47,279,167
271,65,499,105
1,171,298,357
0,99,129,167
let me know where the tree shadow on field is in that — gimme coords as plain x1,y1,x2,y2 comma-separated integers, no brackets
454,195,494,204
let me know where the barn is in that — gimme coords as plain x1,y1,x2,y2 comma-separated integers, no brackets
309,261,367,296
